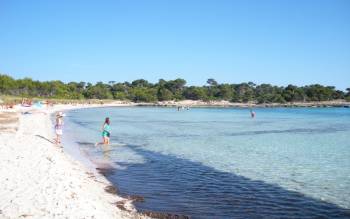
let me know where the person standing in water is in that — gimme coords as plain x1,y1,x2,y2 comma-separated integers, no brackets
54,112,64,144
250,109,256,118
96,117,111,146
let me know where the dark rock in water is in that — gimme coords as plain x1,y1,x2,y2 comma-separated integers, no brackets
105,185,118,194
115,201,128,211
96,167,116,176
140,210,190,219
127,195,145,202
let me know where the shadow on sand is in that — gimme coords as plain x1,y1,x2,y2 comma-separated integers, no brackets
101,144,350,219
35,134,56,144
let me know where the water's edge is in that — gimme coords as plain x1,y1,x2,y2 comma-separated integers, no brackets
59,109,190,218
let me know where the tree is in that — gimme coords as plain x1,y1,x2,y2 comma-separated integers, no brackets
207,78,218,86
303,84,336,101
0,73,347,103
158,79,166,87
346,88,350,95
111,83,129,100
16,77,35,96
255,84,285,103
157,87,173,101
217,84,234,100
130,87,157,102
234,83,255,102
77,82,86,90
247,81,256,88
183,86,207,100
131,79,151,88
164,78,186,93
108,81,116,85
345,88,350,102
0,74,16,94
84,82,113,99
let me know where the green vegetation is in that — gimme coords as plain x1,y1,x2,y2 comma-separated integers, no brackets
0,74,349,103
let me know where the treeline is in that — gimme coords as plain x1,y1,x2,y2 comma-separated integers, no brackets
1,74,349,103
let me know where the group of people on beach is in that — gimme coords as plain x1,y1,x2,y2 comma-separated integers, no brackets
0,103,15,109
54,111,111,146
21,98,54,108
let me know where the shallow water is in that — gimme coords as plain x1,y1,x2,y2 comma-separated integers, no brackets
63,107,350,218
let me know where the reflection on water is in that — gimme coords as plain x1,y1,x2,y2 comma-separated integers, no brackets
100,144,111,160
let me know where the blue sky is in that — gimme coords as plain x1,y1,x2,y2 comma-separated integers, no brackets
0,0,349,90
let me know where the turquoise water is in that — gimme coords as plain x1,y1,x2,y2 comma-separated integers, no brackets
63,107,350,218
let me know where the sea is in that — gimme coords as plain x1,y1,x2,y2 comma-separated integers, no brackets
62,106,350,218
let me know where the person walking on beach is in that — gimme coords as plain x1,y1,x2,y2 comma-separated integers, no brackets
54,112,64,144
95,117,111,146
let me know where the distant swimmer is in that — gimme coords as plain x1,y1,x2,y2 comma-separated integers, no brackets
250,109,256,118
95,117,111,146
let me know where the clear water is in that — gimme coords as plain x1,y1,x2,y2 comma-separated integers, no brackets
63,107,350,218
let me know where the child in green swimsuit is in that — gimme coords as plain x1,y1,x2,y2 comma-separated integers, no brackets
95,117,111,146
102,123,110,138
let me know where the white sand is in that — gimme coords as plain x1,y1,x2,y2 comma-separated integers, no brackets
0,105,147,219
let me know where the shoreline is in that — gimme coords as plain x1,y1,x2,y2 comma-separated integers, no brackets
0,104,148,219
135,100,350,108
60,106,192,218
2,99,349,110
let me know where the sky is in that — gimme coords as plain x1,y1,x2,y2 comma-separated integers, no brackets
0,0,349,90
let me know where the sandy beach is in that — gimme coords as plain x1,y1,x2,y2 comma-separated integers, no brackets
0,104,147,219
